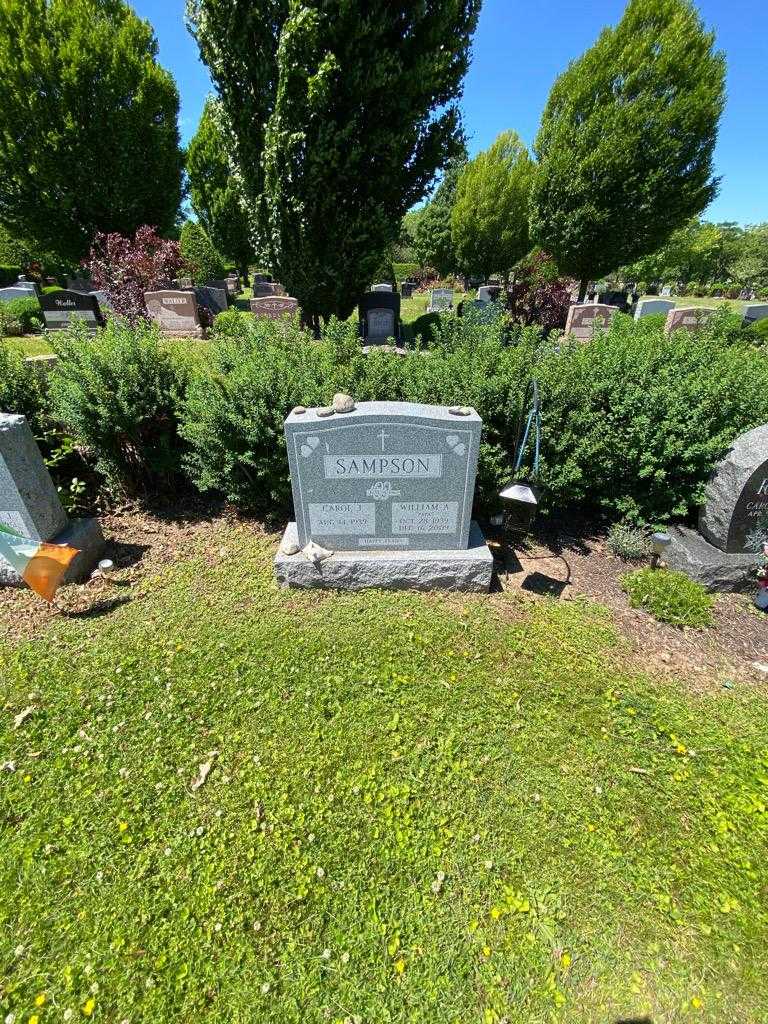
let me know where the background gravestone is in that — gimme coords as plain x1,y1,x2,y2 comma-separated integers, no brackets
252,273,273,284
371,283,393,292
400,281,417,298
564,303,619,341
249,296,298,320
477,284,502,303
699,423,768,554
0,286,40,304
145,290,203,338
39,290,102,332
743,303,768,326
193,285,228,316
634,298,675,320
65,276,93,293
428,288,453,312
252,282,286,298
664,306,714,334
0,414,104,585
358,292,401,344
666,422,768,590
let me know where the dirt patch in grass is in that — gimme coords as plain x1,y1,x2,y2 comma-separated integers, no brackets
491,524,768,689
1,505,766,689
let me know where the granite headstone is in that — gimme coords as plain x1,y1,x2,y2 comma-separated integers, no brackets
564,303,619,341
285,401,481,552
249,296,298,319
664,306,714,335
371,283,393,293
743,303,768,327
39,290,102,332
0,286,39,304
359,292,401,344
145,290,204,338
634,298,675,320
699,424,768,554
194,285,228,316
427,288,453,312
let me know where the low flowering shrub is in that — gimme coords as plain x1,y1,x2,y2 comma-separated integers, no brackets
621,568,714,628
606,522,651,562
85,226,183,321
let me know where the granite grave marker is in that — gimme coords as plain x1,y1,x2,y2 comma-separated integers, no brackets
40,290,103,332
664,306,714,335
249,296,298,319
743,303,768,326
194,285,228,316
634,298,675,320
564,303,619,341
145,290,204,338
427,288,453,313
358,292,401,344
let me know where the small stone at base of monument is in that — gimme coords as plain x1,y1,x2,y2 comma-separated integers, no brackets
664,525,758,593
664,306,714,335
275,520,493,592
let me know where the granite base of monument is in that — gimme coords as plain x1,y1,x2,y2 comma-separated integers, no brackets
665,526,758,593
275,520,494,592
0,517,105,587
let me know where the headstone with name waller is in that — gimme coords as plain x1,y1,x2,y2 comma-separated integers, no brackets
275,400,493,591
0,414,105,587
144,290,204,338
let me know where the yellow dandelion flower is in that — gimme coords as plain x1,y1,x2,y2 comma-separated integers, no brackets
561,953,572,968
490,907,502,920
35,993,47,1006
691,996,703,1010
118,822,128,832
29,1016,40,1024
394,959,405,975
82,997,96,1016
482,946,491,957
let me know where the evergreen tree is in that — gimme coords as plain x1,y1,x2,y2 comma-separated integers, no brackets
187,98,254,284
451,131,534,282
530,0,725,300
413,150,467,275
180,222,227,284
0,0,184,264
187,0,481,329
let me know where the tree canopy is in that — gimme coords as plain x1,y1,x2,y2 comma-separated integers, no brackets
187,0,481,327
452,131,534,281
413,150,467,275
187,97,254,282
180,221,227,284
530,0,725,298
0,0,184,265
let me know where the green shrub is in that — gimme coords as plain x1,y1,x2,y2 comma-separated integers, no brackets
636,280,647,295
394,262,420,282
47,318,188,495
0,265,22,287
687,281,700,296
747,318,768,342
0,339,45,427
606,522,651,562
0,297,43,334
180,221,226,284
181,313,534,513
621,568,714,628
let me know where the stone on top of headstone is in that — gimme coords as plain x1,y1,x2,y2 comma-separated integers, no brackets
371,283,393,292
634,298,675,320
0,413,104,585
664,306,714,335
427,288,453,313
699,423,768,555
39,290,103,332
145,290,204,338
249,296,298,320
743,303,768,326
194,285,228,316
358,292,401,344
564,303,619,341
276,400,493,592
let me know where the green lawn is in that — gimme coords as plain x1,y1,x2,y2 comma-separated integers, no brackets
2,525,767,1023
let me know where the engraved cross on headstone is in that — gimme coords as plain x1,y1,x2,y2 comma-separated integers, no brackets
378,429,390,451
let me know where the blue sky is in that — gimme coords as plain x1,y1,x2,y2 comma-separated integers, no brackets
133,0,768,225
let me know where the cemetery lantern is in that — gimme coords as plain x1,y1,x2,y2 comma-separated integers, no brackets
499,380,541,536
650,531,672,569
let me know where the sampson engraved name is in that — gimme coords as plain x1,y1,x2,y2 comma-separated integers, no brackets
323,454,443,479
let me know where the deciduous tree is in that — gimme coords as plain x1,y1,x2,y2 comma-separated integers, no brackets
451,131,534,282
530,0,725,300
0,0,184,264
187,0,481,330
187,98,254,284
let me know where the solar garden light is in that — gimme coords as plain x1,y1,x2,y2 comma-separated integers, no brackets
650,532,672,569
499,380,541,537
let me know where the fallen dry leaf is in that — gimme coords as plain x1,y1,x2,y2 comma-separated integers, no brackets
13,706,35,729
190,751,218,793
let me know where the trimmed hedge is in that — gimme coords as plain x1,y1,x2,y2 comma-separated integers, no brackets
23,306,768,526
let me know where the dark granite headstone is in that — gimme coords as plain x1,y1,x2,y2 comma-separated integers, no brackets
194,285,228,316
205,280,231,304
144,290,203,338
0,286,40,304
743,304,768,326
401,281,418,298
65,277,93,293
358,292,401,344
285,401,481,551
699,424,768,554
40,290,102,332
252,281,286,298
252,273,273,284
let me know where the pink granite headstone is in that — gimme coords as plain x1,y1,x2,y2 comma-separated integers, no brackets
249,296,298,320
564,303,619,341
664,306,715,335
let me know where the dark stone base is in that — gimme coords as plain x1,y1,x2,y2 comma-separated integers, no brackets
275,521,494,592
0,518,105,588
665,525,759,592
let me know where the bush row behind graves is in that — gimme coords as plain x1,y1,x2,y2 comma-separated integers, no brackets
7,308,768,527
